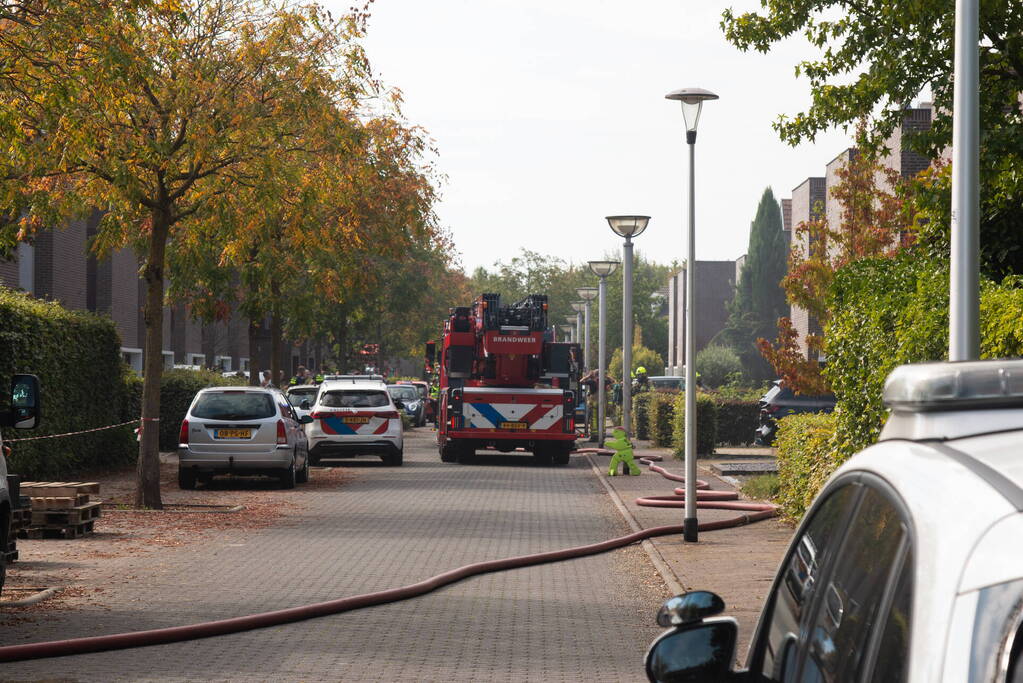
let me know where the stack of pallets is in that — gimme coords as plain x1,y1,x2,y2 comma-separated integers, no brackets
17,482,102,539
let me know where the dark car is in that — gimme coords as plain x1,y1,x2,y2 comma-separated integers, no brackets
755,380,835,445
387,384,425,427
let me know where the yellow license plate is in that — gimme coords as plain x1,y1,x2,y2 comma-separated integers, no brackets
500,421,528,430
215,429,251,439
342,417,370,424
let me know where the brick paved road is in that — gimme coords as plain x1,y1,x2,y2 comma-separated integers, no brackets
2,430,667,682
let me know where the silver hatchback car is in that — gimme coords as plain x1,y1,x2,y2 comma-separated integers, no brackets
178,387,312,489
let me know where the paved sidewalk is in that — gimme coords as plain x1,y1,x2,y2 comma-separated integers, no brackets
2,430,667,682
588,440,793,660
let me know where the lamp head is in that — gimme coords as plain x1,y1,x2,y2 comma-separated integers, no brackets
606,215,651,239
665,88,718,134
588,260,621,278
570,301,587,313
576,287,598,302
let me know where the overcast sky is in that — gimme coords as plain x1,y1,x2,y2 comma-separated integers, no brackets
341,0,855,273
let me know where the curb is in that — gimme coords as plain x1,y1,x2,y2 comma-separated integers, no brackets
584,454,686,596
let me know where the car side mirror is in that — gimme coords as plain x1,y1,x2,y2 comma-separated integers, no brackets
7,374,41,430
645,618,738,683
394,400,404,409
300,399,311,410
299,415,313,424
656,591,726,627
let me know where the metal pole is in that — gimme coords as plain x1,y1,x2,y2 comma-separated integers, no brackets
950,0,980,361
622,236,633,435
584,300,592,438
684,137,698,543
576,311,583,346
598,275,608,448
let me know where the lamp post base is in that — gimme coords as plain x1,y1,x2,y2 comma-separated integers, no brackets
683,517,699,543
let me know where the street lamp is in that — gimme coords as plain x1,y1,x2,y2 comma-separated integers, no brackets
588,260,620,447
666,86,717,543
559,324,574,342
575,288,598,372
607,215,650,439
570,302,586,349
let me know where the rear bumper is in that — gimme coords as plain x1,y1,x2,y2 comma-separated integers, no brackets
310,441,401,458
178,446,293,472
445,430,576,442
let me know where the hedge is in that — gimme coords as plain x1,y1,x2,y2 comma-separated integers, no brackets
157,369,240,450
0,288,137,478
632,392,654,440
647,392,676,447
774,412,838,519
714,399,760,446
671,392,717,458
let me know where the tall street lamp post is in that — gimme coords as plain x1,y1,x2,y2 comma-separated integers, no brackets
588,260,620,447
576,288,598,372
606,215,650,437
564,316,578,343
559,325,574,343
666,87,717,543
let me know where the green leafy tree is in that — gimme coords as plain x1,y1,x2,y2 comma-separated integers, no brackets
721,0,1023,277
695,345,743,389
721,188,788,380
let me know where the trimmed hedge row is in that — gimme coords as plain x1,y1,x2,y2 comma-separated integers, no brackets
632,392,654,440
714,399,761,446
647,393,676,447
672,393,718,457
0,288,137,479
774,412,838,520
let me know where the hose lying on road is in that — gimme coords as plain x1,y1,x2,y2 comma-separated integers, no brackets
0,449,776,663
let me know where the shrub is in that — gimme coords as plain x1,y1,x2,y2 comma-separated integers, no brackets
671,392,717,458
695,345,743,388
646,392,677,447
741,473,780,501
609,343,665,383
774,412,838,519
632,392,654,440
0,288,137,478
714,398,760,446
158,369,239,450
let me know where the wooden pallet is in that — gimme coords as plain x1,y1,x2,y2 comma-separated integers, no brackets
28,493,92,510
20,481,100,497
18,520,95,540
30,501,102,526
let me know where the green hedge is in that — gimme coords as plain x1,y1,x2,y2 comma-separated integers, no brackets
714,399,760,446
647,392,677,447
671,392,717,458
158,369,240,450
774,412,838,519
632,392,654,440
0,288,137,478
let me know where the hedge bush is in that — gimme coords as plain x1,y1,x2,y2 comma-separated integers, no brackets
647,392,677,447
714,399,760,446
632,392,654,440
695,345,743,388
0,288,137,478
671,392,717,458
774,412,838,519
158,369,240,450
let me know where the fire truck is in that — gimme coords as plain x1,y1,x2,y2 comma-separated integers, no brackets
431,293,580,465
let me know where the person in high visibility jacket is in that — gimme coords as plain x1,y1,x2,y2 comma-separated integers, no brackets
605,426,641,476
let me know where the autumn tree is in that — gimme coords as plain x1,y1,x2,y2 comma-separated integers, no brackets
0,0,375,507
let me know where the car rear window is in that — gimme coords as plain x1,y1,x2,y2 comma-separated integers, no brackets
287,388,317,404
319,390,390,408
191,392,276,420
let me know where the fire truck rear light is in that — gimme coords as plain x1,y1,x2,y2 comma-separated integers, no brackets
179,419,189,445
276,419,287,445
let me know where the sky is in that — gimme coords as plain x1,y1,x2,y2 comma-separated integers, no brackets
335,0,855,273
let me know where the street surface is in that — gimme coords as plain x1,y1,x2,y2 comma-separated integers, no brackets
2,428,667,682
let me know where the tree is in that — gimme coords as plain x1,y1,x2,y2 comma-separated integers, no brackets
721,0,1023,277
0,0,374,507
721,188,788,380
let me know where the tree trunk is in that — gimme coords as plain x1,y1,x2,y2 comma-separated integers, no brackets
247,318,260,386
270,310,282,388
135,208,171,509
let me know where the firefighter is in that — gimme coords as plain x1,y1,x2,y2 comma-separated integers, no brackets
634,366,650,392
605,425,641,476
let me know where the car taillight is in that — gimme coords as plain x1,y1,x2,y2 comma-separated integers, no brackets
276,419,287,445
179,419,189,445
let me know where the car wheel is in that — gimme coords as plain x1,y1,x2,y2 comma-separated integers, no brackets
279,461,297,489
383,448,404,466
552,446,571,466
296,453,310,483
178,468,197,490
533,449,553,466
439,442,457,463
456,445,475,464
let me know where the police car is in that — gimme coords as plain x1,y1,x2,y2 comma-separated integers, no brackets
304,379,404,466
645,358,1023,682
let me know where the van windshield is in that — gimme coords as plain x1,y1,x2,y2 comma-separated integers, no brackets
192,392,276,420
320,390,390,408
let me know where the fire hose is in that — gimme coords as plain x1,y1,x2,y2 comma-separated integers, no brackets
0,449,776,663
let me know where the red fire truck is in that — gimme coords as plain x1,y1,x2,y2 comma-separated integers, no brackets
431,293,579,465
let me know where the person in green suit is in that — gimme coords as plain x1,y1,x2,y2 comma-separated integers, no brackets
605,426,641,476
